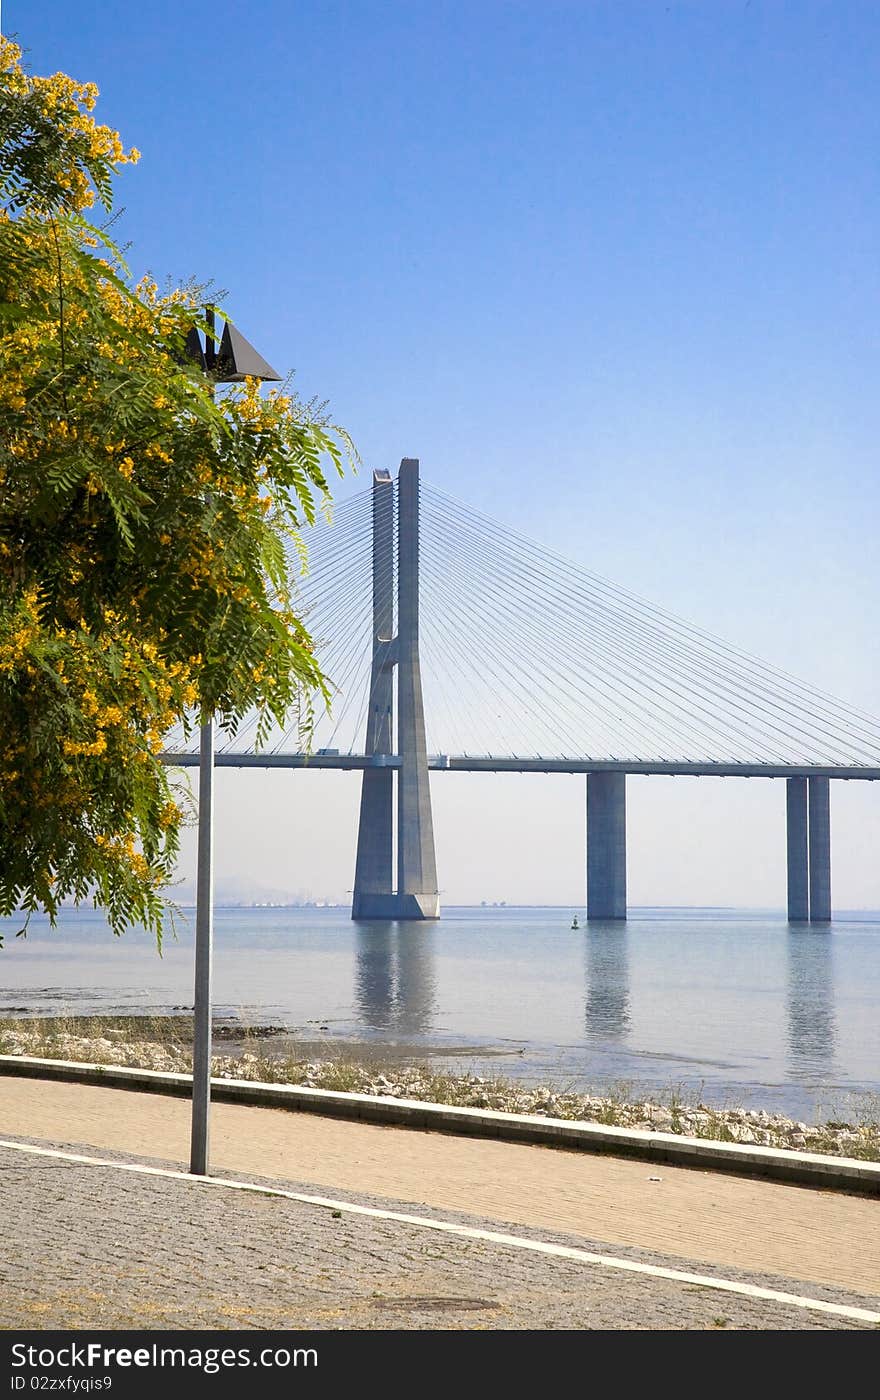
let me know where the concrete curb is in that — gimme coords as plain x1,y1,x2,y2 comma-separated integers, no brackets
1,1054,878,1196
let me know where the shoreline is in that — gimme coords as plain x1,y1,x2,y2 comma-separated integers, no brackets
1,1015,878,1163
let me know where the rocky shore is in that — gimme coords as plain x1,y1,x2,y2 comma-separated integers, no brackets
1,1018,878,1162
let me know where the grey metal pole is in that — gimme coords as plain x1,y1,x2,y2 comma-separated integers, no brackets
190,309,217,1175
190,716,214,1174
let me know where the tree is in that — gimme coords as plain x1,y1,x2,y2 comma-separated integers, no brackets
0,38,357,940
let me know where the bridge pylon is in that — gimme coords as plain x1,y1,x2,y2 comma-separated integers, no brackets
586,771,627,920
352,459,439,921
786,775,832,922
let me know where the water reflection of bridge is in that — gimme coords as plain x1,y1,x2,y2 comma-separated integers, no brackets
349,916,840,1077
352,917,636,1042
353,922,436,1034
583,923,631,1039
786,927,836,1083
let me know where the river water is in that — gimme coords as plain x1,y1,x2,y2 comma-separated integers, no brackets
1,905,878,1121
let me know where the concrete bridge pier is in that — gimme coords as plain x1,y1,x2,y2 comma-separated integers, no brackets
785,775,831,923
786,777,809,921
808,775,831,923
586,772,627,920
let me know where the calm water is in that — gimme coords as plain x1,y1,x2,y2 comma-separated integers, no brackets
1,906,878,1121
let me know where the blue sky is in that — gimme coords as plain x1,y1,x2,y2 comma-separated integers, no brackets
9,2,880,906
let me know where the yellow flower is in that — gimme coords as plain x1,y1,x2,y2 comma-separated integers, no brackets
157,800,179,829
62,735,107,757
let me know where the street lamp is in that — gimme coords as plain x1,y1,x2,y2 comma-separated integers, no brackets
187,311,281,1176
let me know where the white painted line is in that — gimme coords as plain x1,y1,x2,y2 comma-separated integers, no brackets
1,1137,877,1326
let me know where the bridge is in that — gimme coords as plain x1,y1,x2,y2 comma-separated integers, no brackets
163,459,880,924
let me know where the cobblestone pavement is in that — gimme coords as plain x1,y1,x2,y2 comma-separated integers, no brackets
0,1140,876,1331
2,1077,879,1299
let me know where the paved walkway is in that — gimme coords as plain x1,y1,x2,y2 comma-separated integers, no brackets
0,1076,878,1329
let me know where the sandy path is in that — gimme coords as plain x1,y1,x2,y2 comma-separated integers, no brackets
1,1075,877,1297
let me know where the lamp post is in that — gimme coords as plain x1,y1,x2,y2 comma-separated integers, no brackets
188,310,281,1176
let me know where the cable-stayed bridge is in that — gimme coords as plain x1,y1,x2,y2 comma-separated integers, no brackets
163,459,880,924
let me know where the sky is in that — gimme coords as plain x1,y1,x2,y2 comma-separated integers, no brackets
9,1,880,907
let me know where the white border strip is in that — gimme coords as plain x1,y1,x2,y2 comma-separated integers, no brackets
1,1137,877,1326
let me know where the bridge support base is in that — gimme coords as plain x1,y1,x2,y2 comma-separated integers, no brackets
786,775,831,922
396,891,440,920
351,891,400,920
586,772,627,920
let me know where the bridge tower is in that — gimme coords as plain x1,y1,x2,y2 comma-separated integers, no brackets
352,459,439,920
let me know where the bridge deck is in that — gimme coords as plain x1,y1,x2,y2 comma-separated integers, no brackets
160,752,880,780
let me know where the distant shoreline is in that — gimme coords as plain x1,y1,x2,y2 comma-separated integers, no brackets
15,902,880,915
